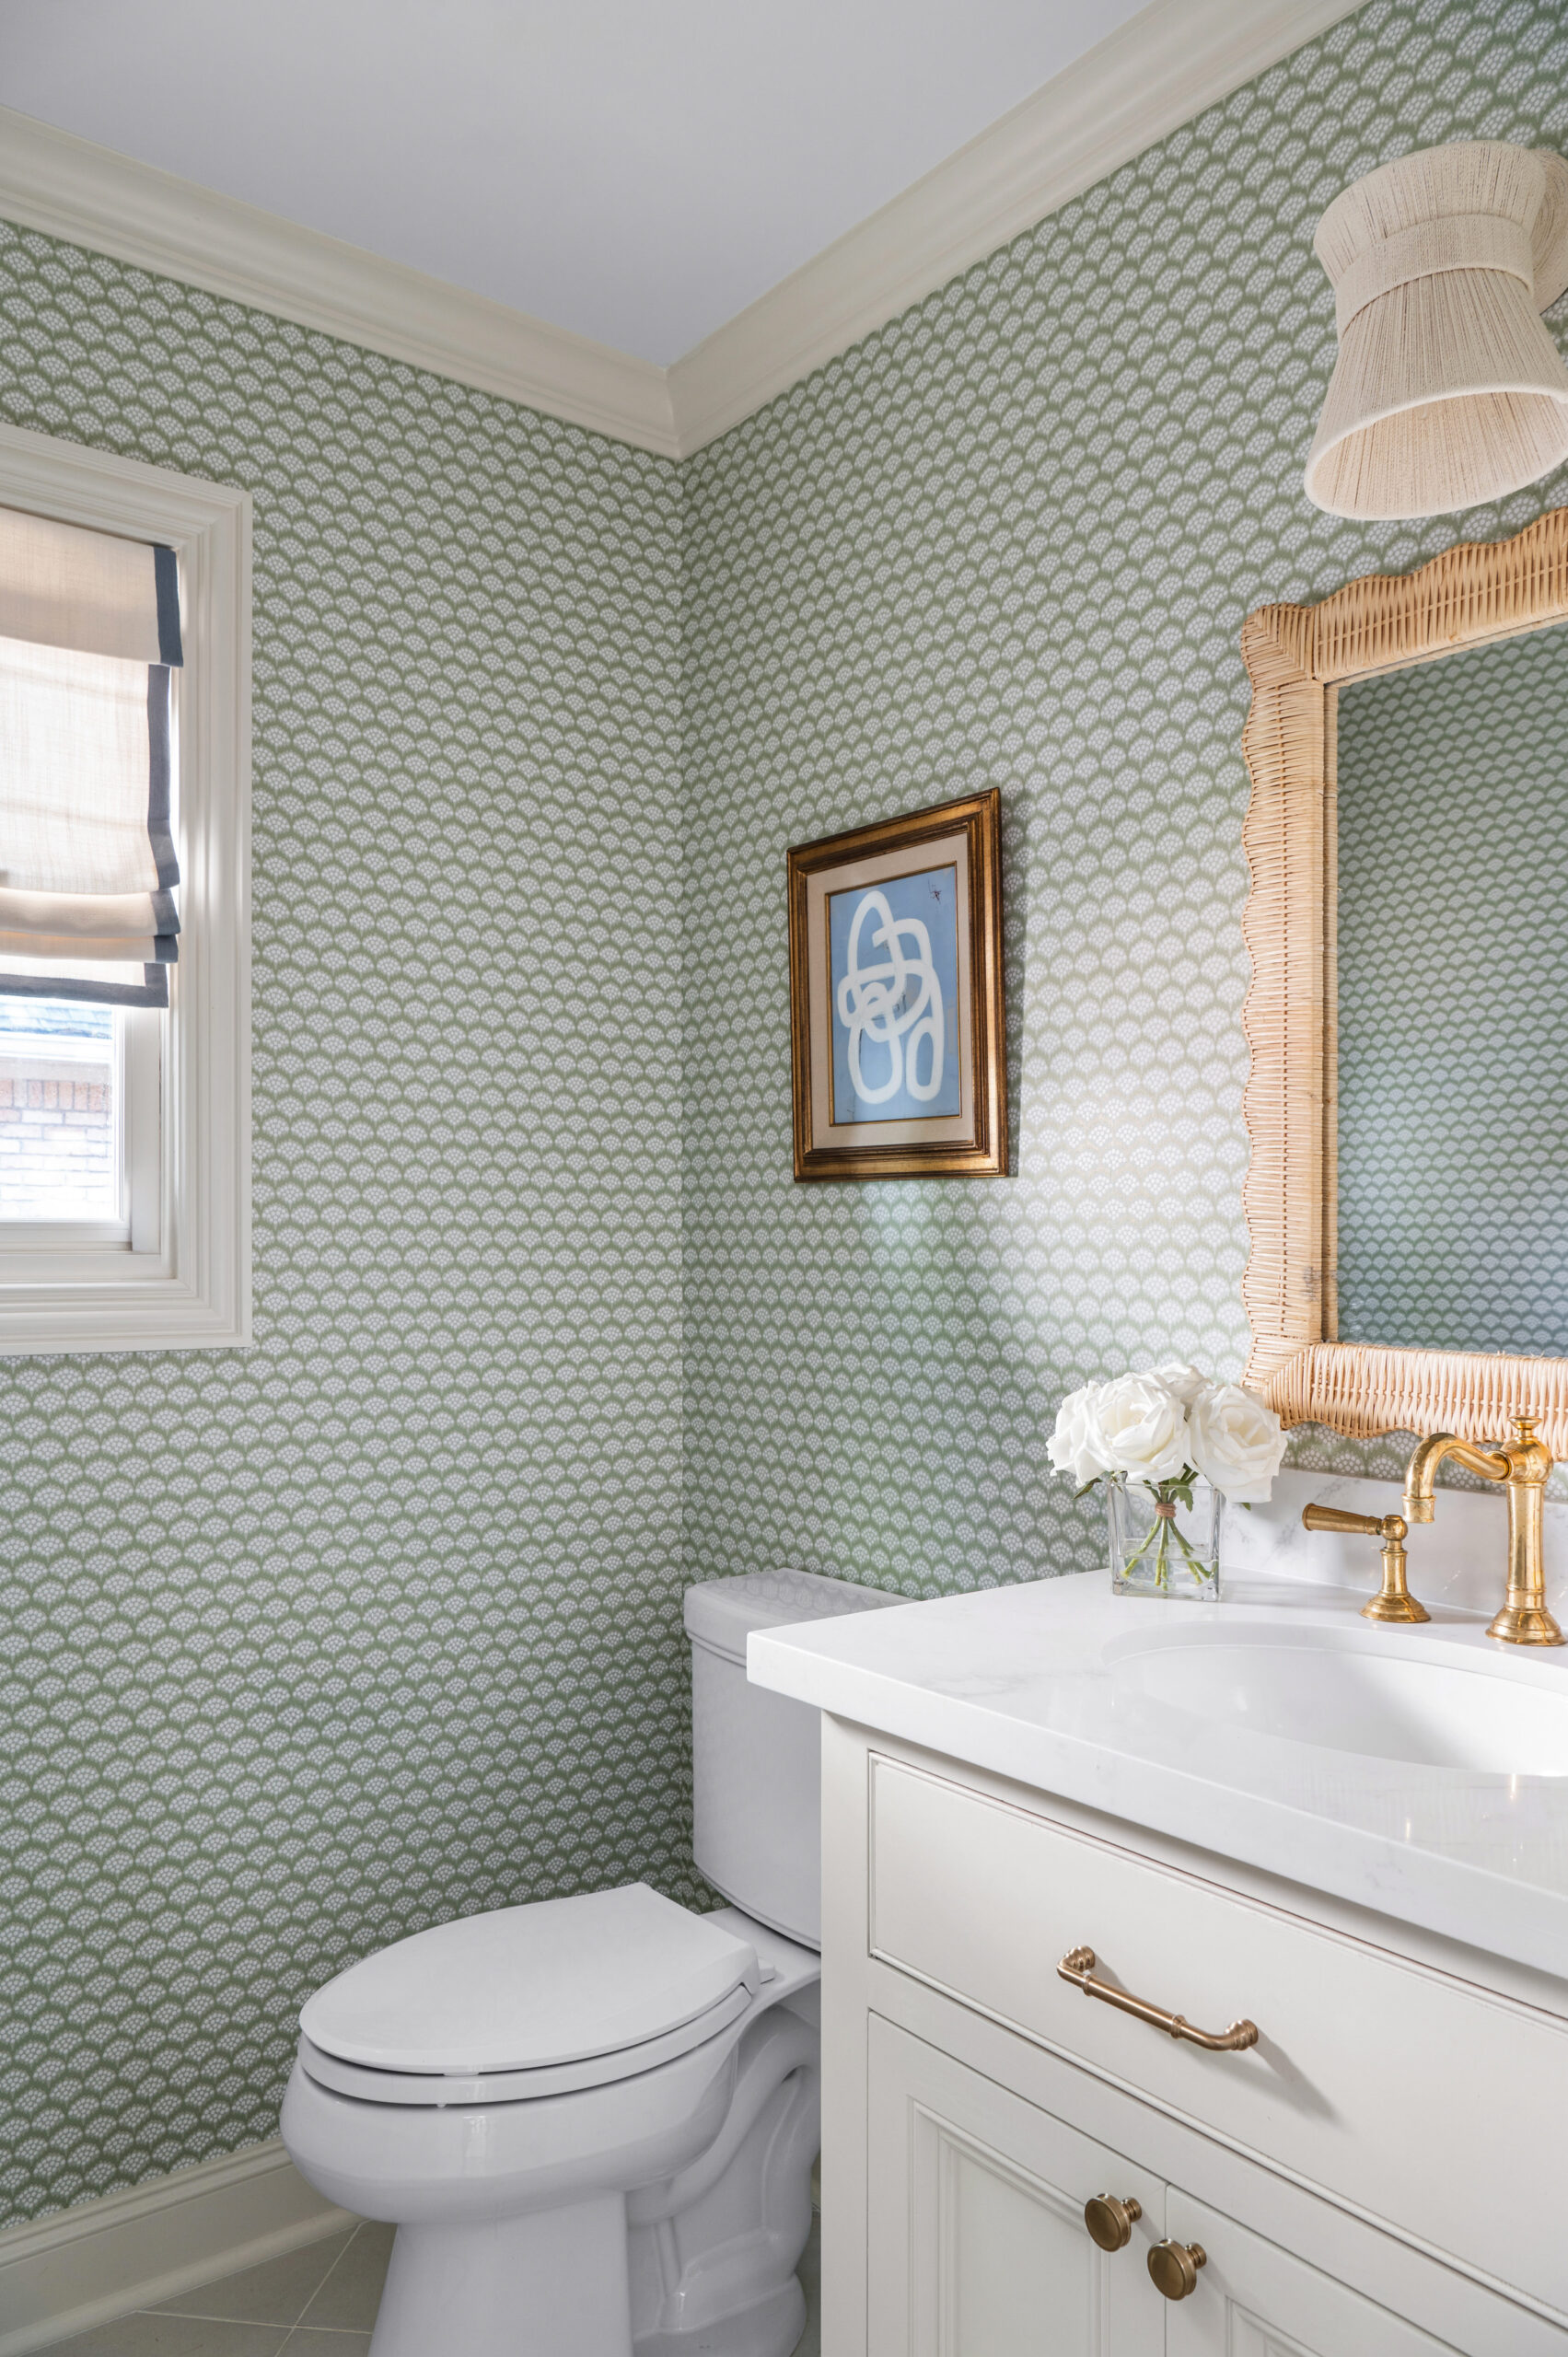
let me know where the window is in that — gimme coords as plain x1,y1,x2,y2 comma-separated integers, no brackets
0,1000,159,1239
0,423,250,1351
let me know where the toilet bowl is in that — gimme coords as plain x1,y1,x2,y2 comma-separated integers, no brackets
280,1569,897,2357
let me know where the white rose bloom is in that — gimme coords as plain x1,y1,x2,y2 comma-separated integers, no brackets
1147,1360,1213,1409
1086,1372,1191,1484
1047,1383,1110,1485
1189,1383,1287,1502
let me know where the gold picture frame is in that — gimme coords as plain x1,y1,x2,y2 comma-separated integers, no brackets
787,790,1006,1181
1240,505,1568,1455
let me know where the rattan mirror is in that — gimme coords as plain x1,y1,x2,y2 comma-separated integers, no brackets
1241,505,1568,1455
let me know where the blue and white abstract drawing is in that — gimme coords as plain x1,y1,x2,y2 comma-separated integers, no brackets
829,864,960,1122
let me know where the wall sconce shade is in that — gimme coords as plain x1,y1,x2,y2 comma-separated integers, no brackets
1305,142,1568,520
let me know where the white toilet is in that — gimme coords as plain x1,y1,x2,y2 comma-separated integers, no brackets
281,1568,896,2357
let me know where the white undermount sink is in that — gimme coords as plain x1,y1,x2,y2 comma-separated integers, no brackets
1108,1626,1568,1774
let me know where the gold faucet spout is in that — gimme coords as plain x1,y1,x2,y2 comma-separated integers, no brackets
1402,1433,1510,1524
1402,1416,1563,1646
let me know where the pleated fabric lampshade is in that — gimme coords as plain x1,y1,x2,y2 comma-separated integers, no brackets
1305,141,1568,519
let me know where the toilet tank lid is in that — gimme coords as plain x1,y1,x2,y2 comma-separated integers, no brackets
684,1567,900,1664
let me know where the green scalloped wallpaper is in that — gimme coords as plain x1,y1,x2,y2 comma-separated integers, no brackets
681,0,1568,1592
0,235,691,2224
1,0,1567,2240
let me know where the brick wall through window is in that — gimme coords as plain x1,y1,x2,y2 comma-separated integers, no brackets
0,1007,116,1218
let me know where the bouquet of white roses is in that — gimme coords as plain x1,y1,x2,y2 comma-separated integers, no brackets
1048,1363,1286,1589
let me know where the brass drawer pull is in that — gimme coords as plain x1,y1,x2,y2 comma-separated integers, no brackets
1058,1946,1260,2052
1149,2240,1207,2300
1083,2193,1141,2251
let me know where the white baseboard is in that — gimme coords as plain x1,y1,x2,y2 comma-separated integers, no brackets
0,2141,353,2357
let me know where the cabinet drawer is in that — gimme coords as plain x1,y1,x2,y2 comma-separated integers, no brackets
869,1753,1568,2319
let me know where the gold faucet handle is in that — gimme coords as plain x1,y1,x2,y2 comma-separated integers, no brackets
1301,1504,1430,1625
1302,1504,1386,1538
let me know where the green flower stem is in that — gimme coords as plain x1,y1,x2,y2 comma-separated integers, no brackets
1117,1515,1163,1578
1111,1472,1216,1594
1169,1519,1213,1576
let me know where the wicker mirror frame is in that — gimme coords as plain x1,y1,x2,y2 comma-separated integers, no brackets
1241,505,1568,1456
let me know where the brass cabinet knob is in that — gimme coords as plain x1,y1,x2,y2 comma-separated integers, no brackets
1082,2193,1142,2251
1148,2239,1207,2300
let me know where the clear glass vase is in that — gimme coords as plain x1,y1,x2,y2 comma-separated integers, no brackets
1107,1476,1222,1602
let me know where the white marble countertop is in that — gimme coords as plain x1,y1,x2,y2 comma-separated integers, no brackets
747,1571,1568,1981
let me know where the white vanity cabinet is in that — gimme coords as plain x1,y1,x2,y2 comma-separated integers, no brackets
820,1719,1568,2357
1161,2193,1457,2357
866,2019,1455,2357
866,2017,1164,2356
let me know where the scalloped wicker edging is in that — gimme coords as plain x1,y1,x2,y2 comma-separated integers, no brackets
1240,505,1568,1457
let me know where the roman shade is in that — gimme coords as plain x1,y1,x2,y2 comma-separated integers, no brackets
0,506,183,1007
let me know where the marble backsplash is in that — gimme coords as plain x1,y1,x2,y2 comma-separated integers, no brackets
1226,1469,1568,1625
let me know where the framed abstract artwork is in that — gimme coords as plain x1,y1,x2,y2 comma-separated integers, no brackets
786,788,1006,1180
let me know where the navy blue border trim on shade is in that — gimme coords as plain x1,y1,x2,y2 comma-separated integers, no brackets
153,545,183,667
146,667,180,891
0,966,168,1008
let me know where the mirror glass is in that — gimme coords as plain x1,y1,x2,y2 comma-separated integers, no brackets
1334,620,1568,1355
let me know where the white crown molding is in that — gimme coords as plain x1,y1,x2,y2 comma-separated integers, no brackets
0,2138,349,2356
0,0,1359,461
0,105,679,459
668,0,1365,454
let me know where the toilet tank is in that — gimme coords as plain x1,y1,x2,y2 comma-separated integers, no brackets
685,1568,900,1950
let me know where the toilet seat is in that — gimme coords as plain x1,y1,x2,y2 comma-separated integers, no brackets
297,1883,761,2107
297,1981,754,2107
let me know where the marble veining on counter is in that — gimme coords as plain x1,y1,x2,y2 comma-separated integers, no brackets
747,1571,1568,1980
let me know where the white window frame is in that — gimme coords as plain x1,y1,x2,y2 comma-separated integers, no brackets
0,421,251,1352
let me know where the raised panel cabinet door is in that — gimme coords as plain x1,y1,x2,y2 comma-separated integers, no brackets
1161,2192,1467,2357
866,2014,1166,2357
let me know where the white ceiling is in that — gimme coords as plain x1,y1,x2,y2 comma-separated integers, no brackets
0,0,1149,366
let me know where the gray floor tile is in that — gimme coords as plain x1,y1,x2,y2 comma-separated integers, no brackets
42,2203,814,2353
157,2232,354,2325
41,2316,289,2357
295,2223,394,2332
